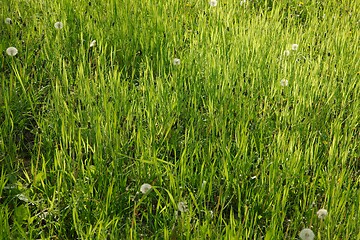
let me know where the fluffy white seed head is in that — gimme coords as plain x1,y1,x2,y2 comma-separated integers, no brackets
90,40,97,47
177,202,188,212
54,21,63,29
299,228,315,240
317,208,328,219
5,18,12,24
283,50,290,56
6,47,18,56
209,0,218,7
291,43,299,51
140,183,152,194
173,58,181,66
280,79,289,87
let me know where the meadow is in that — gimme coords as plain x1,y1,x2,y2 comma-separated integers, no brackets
0,0,359,239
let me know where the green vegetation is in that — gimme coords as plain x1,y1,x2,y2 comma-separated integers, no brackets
1,0,359,239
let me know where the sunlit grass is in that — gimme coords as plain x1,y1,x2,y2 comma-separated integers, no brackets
1,0,359,239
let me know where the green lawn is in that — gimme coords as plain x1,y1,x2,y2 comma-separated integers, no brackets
0,0,359,239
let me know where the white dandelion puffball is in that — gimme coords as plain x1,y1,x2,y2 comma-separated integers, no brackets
291,43,299,51
177,202,188,212
299,228,315,240
240,0,246,6
6,47,18,56
283,50,290,56
173,58,181,66
5,18,12,24
317,208,328,219
90,40,97,47
54,21,63,29
209,0,218,7
140,183,152,194
280,79,289,87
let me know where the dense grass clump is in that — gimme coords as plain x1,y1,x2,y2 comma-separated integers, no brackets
1,0,359,239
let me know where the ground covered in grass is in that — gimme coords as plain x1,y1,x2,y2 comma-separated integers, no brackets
0,0,359,239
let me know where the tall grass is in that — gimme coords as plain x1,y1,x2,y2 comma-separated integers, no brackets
1,0,359,239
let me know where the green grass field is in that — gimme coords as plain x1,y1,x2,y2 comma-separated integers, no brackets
1,0,359,239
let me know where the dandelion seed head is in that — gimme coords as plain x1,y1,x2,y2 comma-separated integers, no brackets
140,183,152,194
178,201,188,212
90,40,97,47
209,0,218,7
299,228,315,240
291,43,299,51
5,18,12,24
6,47,18,56
317,208,328,219
240,0,246,6
173,58,181,66
280,79,289,87
54,21,63,29
283,50,290,56
201,180,207,188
